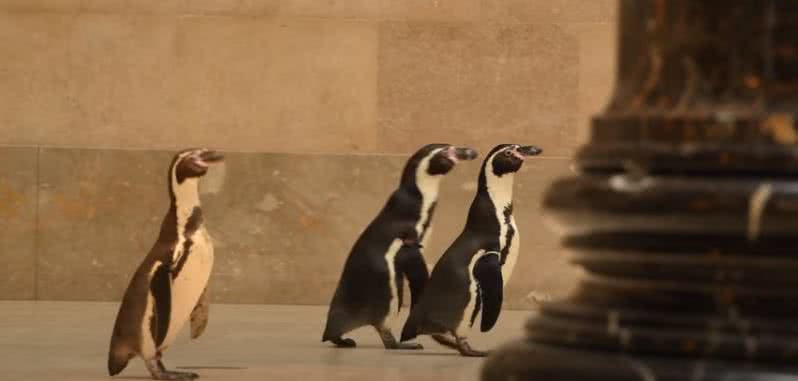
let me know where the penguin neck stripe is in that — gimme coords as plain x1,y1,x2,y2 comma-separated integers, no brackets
486,170,515,207
170,156,203,246
481,150,516,202
468,149,515,234
414,148,445,200
413,149,444,239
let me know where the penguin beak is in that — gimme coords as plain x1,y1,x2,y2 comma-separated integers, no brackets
194,150,224,168
449,147,479,163
200,150,225,163
515,145,542,159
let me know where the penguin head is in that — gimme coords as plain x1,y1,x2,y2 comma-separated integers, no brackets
402,144,479,186
485,144,543,177
171,148,225,184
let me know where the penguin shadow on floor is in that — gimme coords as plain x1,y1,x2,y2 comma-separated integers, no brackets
322,324,413,350
390,326,503,357
111,361,247,380
388,349,460,357
115,366,245,381
319,313,494,357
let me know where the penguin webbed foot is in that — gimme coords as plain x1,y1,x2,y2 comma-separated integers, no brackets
392,342,424,350
145,359,200,380
153,370,200,380
454,336,489,357
330,337,357,348
459,347,490,357
377,327,424,350
431,334,458,350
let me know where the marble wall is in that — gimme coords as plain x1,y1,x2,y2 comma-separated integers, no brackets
0,0,616,308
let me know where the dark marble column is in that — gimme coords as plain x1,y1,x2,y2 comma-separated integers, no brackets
482,1,798,380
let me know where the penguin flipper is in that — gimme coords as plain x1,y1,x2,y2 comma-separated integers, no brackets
397,246,430,308
150,261,172,347
474,253,503,332
190,286,210,339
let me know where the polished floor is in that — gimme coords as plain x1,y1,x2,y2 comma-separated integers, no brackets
0,301,531,381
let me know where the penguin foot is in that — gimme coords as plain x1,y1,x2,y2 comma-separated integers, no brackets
431,334,458,350
455,337,489,357
390,342,424,350
376,327,424,350
153,370,200,380
331,337,357,348
146,359,200,380
458,348,490,357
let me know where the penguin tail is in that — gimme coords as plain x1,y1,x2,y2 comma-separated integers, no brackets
400,316,420,342
107,335,133,376
321,303,354,343
400,323,418,342
321,318,339,343
322,318,348,343
321,330,332,343
107,348,131,376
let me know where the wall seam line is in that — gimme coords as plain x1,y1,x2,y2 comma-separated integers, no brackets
33,147,40,300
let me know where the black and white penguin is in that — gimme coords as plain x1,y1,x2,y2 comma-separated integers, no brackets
322,144,479,350
400,144,542,356
108,148,224,380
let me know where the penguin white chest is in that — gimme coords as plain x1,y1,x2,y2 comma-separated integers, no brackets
382,239,404,328
501,217,520,284
457,250,496,336
494,204,519,285
161,228,214,349
486,173,518,286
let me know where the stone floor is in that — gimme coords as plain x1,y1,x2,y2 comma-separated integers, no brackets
0,301,532,381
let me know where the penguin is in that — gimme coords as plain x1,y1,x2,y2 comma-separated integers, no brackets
108,148,224,380
400,144,542,357
322,144,479,350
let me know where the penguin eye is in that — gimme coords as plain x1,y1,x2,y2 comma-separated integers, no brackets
504,150,513,156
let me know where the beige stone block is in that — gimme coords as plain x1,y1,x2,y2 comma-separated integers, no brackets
206,152,579,308
481,0,568,24
174,17,378,153
481,0,617,24
569,22,617,148
184,0,479,21
0,0,82,13
378,23,580,157
31,147,578,309
0,0,185,14
265,0,382,19
0,13,179,148
561,0,618,23
0,147,37,300
0,13,69,146
33,149,406,304
202,152,405,304
2,0,481,22
381,0,480,22
37,148,173,300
